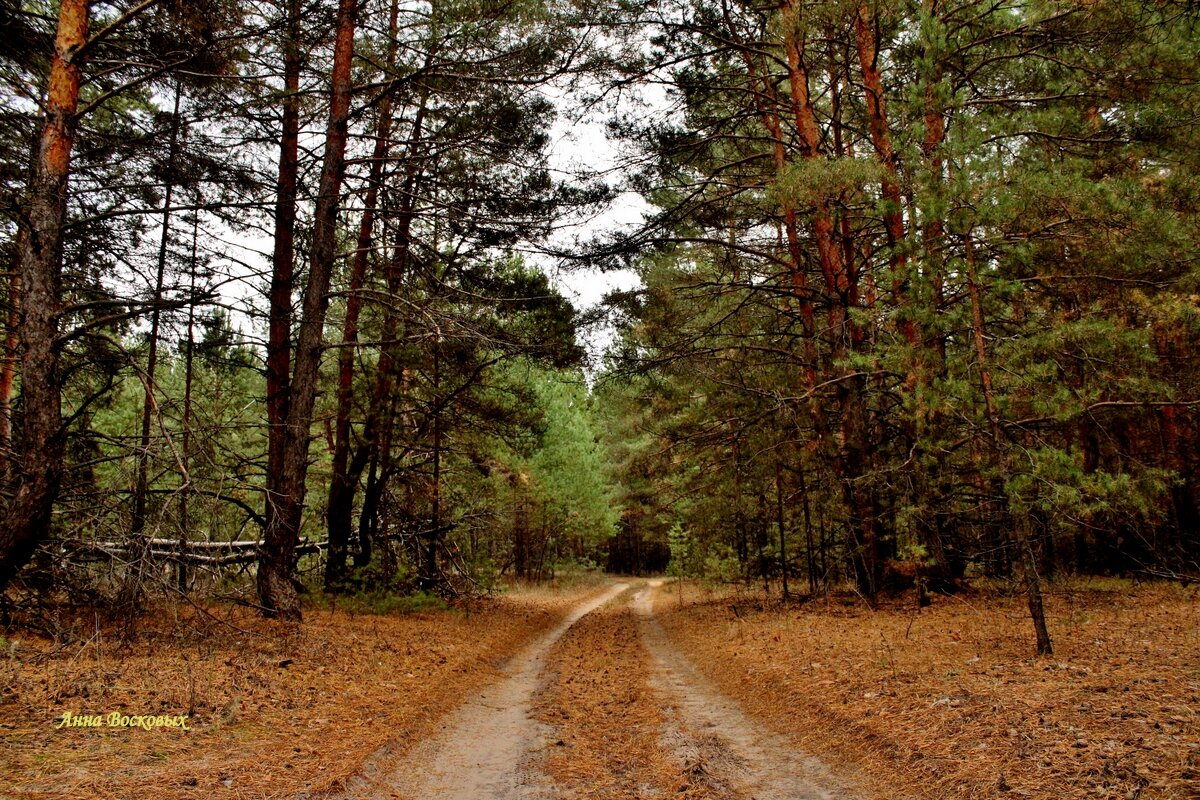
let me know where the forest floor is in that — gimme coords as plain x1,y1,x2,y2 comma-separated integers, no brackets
0,576,1197,799
658,578,1200,800
0,578,608,799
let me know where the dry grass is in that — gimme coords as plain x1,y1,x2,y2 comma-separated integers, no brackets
656,579,1200,800
0,584,595,800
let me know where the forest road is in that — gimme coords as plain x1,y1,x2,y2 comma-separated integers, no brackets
320,580,857,800
324,581,630,800
633,580,857,800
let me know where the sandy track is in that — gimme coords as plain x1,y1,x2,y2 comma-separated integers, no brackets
321,580,857,800
634,580,857,800
322,582,629,800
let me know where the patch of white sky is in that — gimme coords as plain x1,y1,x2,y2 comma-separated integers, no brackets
534,73,669,368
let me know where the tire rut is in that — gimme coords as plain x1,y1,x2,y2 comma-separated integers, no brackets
531,589,678,798
316,582,628,800
318,580,860,800
634,581,859,800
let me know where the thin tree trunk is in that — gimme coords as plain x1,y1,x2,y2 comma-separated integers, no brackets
178,205,199,593
357,452,378,568
123,90,181,620
131,89,181,545
775,458,788,599
513,481,526,579
966,231,1052,656
258,0,359,619
339,89,429,572
0,0,88,592
799,464,816,593
265,0,302,529
424,339,441,589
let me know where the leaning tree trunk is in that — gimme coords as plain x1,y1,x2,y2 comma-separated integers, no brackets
966,231,1052,656
0,0,88,593
258,0,359,619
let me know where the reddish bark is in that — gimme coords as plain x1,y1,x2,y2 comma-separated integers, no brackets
0,0,88,591
725,9,824,438
781,3,881,596
853,3,918,350
326,0,401,589
258,0,359,619
0,265,20,474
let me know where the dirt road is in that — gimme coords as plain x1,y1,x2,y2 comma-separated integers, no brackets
329,580,856,800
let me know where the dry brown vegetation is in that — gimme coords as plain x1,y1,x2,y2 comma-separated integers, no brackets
655,580,1200,800
0,583,598,799
3,578,1196,800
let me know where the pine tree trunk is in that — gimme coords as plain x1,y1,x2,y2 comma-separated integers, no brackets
265,0,301,531
966,231,1053,656
338,92,429,578
258,0,359,619
0,0,88,592
178,208,199,593
782,6,881,598
0,264,20,479
775,458,789,599
125,91,181,614
326,0,401,590
423,342,442,589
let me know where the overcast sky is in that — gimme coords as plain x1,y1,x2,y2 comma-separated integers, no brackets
537,77,672,366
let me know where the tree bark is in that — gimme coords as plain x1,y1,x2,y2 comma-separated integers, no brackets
265,0,302,528
340,90,429,573
781,3,881,597
423,340,441,589
775,457,788,599
258,0,359,619
854,3,911,331
966,231,1052,655
0,0,89,593
326,0,400,589
178,206,200,593
0,256,21,479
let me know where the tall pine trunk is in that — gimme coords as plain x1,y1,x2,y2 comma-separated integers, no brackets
783,3,882,598
178,207,200,593
342,93,429,573
258,0,359,619
855,1,955,593
326,0,400,589
0,0,88,592
265,0,302,530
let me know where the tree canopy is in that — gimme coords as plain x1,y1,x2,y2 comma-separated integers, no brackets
0,0,1197,654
